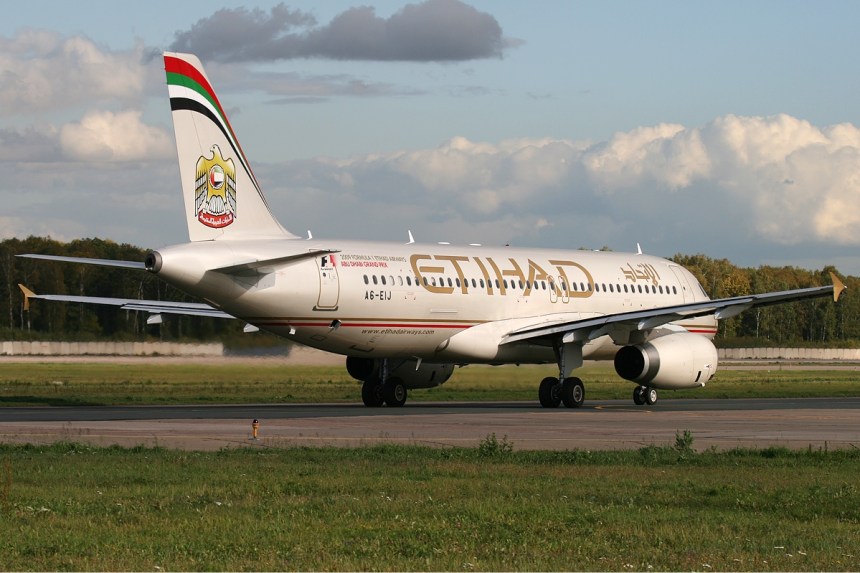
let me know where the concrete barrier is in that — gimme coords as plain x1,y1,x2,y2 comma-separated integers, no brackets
718,347,860,361
0,341,223,357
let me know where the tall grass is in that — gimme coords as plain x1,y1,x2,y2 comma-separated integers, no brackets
0,442,858,571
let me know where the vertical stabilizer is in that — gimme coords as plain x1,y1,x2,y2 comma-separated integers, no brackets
164,52,295,241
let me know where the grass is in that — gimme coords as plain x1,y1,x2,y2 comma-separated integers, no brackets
0,362,859,406
0,442,858,571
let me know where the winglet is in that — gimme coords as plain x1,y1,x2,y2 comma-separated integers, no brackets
830,272,847,302
18,284,36,311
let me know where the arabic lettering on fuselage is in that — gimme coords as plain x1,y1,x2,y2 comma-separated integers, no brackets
621,262,661,286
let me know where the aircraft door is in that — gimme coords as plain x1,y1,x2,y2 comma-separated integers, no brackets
669,265,693,303
548,276,558,303
315,254,340,310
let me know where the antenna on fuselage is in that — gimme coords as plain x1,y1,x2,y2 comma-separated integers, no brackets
306,230,313,240
406,230,415,244
636,242,643,255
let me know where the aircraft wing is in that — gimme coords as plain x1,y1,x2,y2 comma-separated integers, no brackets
502,273,845,346
18,285,233,319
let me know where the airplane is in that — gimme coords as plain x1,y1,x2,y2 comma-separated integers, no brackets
18,52,846,408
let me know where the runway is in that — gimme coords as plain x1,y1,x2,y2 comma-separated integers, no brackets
1,397,858,451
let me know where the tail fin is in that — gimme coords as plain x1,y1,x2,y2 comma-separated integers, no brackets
164,52,296,241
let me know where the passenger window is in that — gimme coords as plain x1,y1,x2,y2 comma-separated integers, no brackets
398,276,403,286
372,275,378,285
406,276,412,286
637,285,642,293
609,284,614,293
381,276,386,286
480,279,485,288
363,275,369,285
423,277,428,286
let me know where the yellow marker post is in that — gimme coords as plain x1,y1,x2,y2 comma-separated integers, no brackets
251,419,259,440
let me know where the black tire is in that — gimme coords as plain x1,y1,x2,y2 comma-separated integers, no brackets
644,387,658,405
561,377,585,408
382,378,408,407
361,380,384,407
633,386,645,405
538,377,561,408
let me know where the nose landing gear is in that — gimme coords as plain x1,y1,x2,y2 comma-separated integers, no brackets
633,385,658,405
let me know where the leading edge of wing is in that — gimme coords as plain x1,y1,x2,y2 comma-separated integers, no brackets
17,253,146,270
18,285,233,319
502,274,843,346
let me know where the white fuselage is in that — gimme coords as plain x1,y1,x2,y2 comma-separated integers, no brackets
151,238,717,364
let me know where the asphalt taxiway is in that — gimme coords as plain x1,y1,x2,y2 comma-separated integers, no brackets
1,397,858,451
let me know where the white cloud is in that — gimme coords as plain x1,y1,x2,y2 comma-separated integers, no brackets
0,30,150,116
59,110,172,161
264,113,860,252
4,109,860,272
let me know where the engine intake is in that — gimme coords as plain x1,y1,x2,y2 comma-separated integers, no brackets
614,332,718,389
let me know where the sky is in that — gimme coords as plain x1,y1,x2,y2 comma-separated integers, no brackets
3,0,860,274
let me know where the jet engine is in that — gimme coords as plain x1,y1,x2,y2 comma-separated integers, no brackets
613,332,718,389
346,357,455,389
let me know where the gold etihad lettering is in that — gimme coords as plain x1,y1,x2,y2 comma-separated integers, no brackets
549,259,595,299
409,253,594,299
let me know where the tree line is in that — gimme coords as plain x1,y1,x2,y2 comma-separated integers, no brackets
0,237,855,346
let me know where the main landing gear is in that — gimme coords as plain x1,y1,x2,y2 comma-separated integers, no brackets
632,385,658,406
539,342,587,409
360,359,408,407
538,376,585,408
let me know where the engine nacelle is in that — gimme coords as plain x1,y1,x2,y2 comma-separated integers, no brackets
614,332,718,389
345,357,455,389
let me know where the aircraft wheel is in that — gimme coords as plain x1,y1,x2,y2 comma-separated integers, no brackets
382,378,408,407
361,380,384,407
538,377,561,408
644,387,658,406
561,377,585,408
633,386,645,405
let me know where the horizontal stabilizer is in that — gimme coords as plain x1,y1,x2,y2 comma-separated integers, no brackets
17,254,146,270
18,285,233,319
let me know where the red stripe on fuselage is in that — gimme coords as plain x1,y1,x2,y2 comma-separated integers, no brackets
259,321,473,330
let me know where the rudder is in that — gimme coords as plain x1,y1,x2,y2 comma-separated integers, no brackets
164,52,295,241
